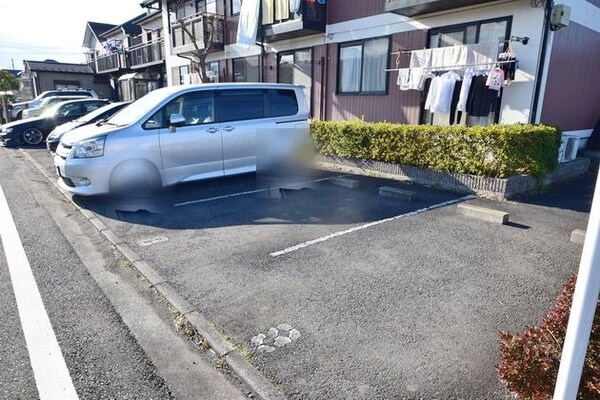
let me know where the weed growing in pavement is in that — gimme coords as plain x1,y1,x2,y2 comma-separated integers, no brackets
175,315,196,339
218,328,255,362
215,356,229,370
199,338,211,350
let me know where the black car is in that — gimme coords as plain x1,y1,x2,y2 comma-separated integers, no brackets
46,101,131,153
0,98,109,147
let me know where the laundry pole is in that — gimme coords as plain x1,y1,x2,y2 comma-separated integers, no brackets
553,165,600,398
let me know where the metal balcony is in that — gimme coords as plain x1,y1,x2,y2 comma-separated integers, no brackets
170,11,224,55
95,52,127,73
128,38,164,69
384,0,497,17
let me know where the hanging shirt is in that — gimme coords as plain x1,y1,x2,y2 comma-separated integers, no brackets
432,71,460,113
466,75,498,117
424,72,460,113
486,66,505,91
457,69,475,112
424,76,442,111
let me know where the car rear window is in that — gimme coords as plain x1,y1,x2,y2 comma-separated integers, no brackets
267,89,298,117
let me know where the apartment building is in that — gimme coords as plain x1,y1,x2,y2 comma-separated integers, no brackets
83,10,166,101
92,0,599,146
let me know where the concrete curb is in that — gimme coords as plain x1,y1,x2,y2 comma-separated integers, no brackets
378,186,417,201
329,176,360,189
20,149,287,400
570,229,586,244
457,204,509,224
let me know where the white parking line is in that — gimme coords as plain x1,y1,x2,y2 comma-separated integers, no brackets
174,175,347,207
270,195,476,257
0,185,79,399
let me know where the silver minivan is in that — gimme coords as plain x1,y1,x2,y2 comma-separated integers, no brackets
53,83,310,196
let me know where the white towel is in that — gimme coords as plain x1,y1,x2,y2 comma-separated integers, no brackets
290,0,300,13
236,0,260,46
262,0,274,25
396,68,411,91
275,0,289,20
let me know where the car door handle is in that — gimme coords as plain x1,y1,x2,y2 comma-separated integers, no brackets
206,127,220,134
223,126,235,132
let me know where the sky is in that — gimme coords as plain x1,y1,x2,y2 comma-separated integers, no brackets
0,0,147,70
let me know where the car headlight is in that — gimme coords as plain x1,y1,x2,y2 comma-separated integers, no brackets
1,127,13,134
73,136,106,158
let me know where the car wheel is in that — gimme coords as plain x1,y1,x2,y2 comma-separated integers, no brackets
109,161,162,199
22,128,43,145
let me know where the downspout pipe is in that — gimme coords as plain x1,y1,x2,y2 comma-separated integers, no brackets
530,0,553,124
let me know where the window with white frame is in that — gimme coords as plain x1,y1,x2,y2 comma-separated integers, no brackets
338,37,389,94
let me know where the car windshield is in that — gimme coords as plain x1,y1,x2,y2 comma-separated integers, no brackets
107,90,169,127
75,103,117,124
41,103,63,118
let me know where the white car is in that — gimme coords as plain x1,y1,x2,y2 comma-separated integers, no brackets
53,83,310,197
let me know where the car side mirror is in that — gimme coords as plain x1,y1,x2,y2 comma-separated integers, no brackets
168,114,186,132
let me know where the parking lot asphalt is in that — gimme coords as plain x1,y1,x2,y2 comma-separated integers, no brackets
21,147,595,399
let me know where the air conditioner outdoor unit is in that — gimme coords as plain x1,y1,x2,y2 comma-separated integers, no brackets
558,135,579,163
551,4,571,29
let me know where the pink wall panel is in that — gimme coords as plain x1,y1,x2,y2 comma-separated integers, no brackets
541,22,600,131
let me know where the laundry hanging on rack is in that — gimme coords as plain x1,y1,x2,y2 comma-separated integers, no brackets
486,66,505,91
290,0,301,13
424,70,461,114
395,42,502,91
466,74,499,117
262,0,275,25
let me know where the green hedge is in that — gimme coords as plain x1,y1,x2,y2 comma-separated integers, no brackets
311,120,562,178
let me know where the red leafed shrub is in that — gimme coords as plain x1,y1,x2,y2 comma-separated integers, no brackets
497,274,600,399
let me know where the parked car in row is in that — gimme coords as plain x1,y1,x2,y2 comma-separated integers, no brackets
22,95,90,119
46,101,131,153
0,98,109,146
54,83,310,197
8,89,98,120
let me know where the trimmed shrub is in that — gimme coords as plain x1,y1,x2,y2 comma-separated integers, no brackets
496,274,600,399
311,120,561,178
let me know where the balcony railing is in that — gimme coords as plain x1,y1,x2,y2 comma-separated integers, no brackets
128,38,164,69
260,0,326,43
170,11,224,55
95,52,127,73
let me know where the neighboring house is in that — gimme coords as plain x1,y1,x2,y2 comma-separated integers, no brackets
83,10,166,102
18,60,111,101
126,0,600,149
